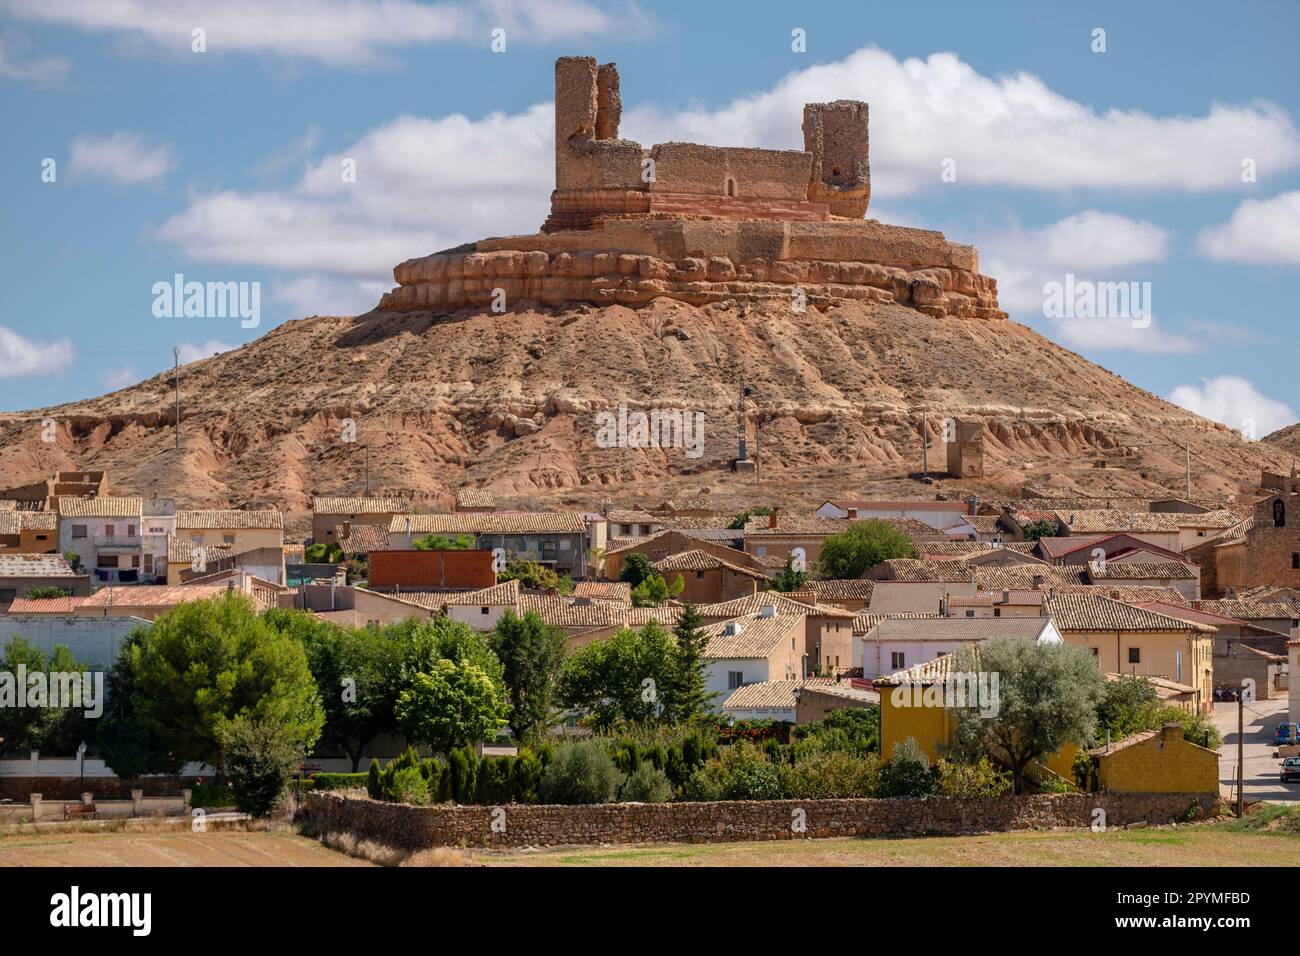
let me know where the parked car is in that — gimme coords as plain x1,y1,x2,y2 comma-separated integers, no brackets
1274,723,1300,746
1281,757,1300,784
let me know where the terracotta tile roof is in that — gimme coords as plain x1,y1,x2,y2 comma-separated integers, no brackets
381,589,473,609
390,512,585,535
859,616,1055,643
177,510,284,530
743,515,850,534
622,606,685,627
605,510,660,524
722,677,871,711
1034,534,1109,559
973,565,1085,591
455,488,496,509
1045,593,1215,633
852,610,941,636
651,549,766,578
516,593,627,628
873,559,975,583
1192,599,1300,620
1051,584,1191,605
964,515,1004,533
0,511,57,534
0,553,78,577
696,592,856,619
443,579,521,606
334,523,390,554
701,609,805,659
1103,672,1196,696
919,541,1002,556
573,581,632,603
795,579,875,602
6,596,89,613
1089,726,1216,757
1135,600,1283,633
1055,510,1183,533
81,584,235,608
830,499,970,512
655,514,737,531
56,496,142,518
1174,509,1244,529
606,534,657,553
874,650,971,687
1087,560,1197,580
312,496,410,514
167,536,233,564
0,500,16,512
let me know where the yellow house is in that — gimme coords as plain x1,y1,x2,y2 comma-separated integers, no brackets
1090,724,1219,793
1046,593,1215,714
175,510,285,584
0,511,58,553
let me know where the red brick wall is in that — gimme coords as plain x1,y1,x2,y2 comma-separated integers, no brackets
367,550,497,589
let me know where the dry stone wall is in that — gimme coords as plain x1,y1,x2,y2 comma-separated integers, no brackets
305,791,1218,850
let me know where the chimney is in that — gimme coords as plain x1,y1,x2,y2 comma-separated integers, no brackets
768,509,778,529
968,495,977,516
759,603,776,619
724,620,744,636
1032,574,1045,590
1225,585,1237,599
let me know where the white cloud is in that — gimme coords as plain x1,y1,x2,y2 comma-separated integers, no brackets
67,132,176,185
3,0,648,67
1167,375,1296,437
0,325,73,378
101,367,138,390
1197,190,1300,265
624,47,1300,197
176,340,235,364
254,126,322,179
0,31,69,85
272,274,389,317
1051,315,1198,355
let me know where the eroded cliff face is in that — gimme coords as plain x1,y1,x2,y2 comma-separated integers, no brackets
0,296,1285,525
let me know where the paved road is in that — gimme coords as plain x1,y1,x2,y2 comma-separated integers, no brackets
1214,696,1300,804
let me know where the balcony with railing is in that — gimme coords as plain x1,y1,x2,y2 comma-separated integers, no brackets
93,533,142,550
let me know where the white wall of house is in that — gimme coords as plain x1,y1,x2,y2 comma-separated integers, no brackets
868,580,978,614
447,604,510,632
59,516,143,581
704,658,770,708
815,502,970,530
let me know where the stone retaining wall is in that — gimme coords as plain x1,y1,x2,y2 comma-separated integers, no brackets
304,791,1218,850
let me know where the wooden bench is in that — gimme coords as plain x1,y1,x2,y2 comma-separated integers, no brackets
63,803,97,821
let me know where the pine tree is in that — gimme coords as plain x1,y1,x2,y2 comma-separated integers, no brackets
668,603,717,722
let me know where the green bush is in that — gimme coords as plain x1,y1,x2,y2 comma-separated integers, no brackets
367,759,382,799
877,738,936,798
792,707,880,756
512,748,545,804
389,765,430,805
448,745,479,804
934,758,1012,797
685,741,785,801
220,716,300,817
476,755,515,805
190,781,237,808
539,740,624,804
311,772,369,791
620,761,674,803
780,751,880,799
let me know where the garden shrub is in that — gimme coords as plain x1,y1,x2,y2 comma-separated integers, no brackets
876,738,936,798
934,757,1011,797
511,748,544,804
389,765,430,805
311,772,368,791
220,716,299,817
780,750,880,799
539,740,624,804
367,759,382,799
448,745,478,804
620,761,674,803
476,755,515,805
685,741,785,801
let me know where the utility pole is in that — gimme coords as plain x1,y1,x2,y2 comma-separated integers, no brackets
173,346,181,450
921,410,929,480
1236,694,1244,818
1185,443,1191,497
364,445,370,496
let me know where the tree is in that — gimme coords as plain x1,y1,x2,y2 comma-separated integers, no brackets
727,507,772,530
63,550,83,572
877,737,937,797
664,603,716,722
395,658,509,754
277,611,401,771
220,716,301,816
122,593,324,771
0,638,91,757
304,542,344,563
412,533,475,551
24,586,72,599
630,572,683,607
539,740,624,804
497,560,574,594
1021,519,1060,542
619,553,653,587
389,615,504,690
949,638,1105,794
816,520,917,579
771,556,808,592
489,610,567,742
559,621,682,729
98,629,186,782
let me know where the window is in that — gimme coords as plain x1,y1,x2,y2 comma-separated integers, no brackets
1128,647,1141,664
993,608,1002,618
72,525,87,539
696,570,705,579
1091,647,1099,657
891,651,905,670
1293,553,1299,570
756,547,767,557
105,524,115,536
144,555,154,574
480,607,490,615
0,588,15,604
965,610,975,618
128,524,136,536
1274,499,1286,528
223,534,236,545
724,175,737,197
727,671,744,690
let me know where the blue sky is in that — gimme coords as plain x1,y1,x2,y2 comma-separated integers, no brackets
1,0,1297,434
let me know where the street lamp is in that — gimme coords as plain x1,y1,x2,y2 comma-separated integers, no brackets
77,741,87,794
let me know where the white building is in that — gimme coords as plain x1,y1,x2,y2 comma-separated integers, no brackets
57,496,145,585
857,615,1062,680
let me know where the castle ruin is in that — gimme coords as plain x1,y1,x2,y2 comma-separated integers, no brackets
379,57,1004,320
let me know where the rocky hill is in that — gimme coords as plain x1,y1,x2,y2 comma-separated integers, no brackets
0,295,1291,533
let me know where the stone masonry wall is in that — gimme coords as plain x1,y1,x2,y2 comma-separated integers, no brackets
304,791,1218,850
